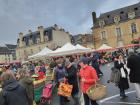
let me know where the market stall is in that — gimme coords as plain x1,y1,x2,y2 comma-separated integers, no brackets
28,47,53,59
48,43,92,57
96,44,114,52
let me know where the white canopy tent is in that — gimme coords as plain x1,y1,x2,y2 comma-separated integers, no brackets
54,43,76,53
75,44,90,50
48,43,92,57
97,44,113,51
75,44,93,53
28,47,52,59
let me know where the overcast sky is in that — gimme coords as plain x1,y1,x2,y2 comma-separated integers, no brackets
0,0,139,44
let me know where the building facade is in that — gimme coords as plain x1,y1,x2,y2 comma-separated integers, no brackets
92,2,140,49
0,44,17,63
73,34,94,48
16,24,71,61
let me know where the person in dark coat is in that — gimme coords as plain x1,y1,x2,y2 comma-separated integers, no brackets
114,55,129,99
65,61,80,105
91,52,103,78
0,70,29,105
54,62,68,105
127,49,140,101
16,69,34,105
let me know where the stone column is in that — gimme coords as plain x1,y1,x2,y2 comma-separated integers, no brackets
38,26,44,43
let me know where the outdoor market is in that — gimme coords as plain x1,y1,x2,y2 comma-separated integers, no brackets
0,43,140,105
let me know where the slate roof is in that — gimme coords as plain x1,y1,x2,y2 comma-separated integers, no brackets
94,2,140,28
73,34,93,44
0,44,17,54
6,44,17,50
0,47,10,54
18,26,55,46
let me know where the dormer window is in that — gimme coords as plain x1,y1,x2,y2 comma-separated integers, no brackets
114,15,120,23
107,15,110,18
44,35,49,42
99,20,105,28
120,11,124,14
128,11,135,19
134,7,138,11
37,37,40,44
29,39,33,45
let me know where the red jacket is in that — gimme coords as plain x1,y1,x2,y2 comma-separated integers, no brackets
79,65,98,93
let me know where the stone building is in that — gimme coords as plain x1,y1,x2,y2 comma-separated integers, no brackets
92,2,140,49
73,34,94,48
0,44,17,63
16,24,71,61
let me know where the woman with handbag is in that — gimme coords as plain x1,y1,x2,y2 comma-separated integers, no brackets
79,58,99,105
54,62,69,105
113,55,129,99
65,60,80,105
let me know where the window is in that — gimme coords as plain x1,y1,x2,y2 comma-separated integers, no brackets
134,7,138,11
128,11,135,19
30,49,33,54
114,16,120,23
107,15,110,18
18,52,20,56
39,47,41,51
37,38,40,44
116,28,122,37
44,35,49,42
24,50,27,55
29,39,33,45
99,20,105,28
101,31,107,39
131,23,137,33
120,11,124,14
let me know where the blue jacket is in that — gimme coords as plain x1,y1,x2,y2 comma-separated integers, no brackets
54,67,67,83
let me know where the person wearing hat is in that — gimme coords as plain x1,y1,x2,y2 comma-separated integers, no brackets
65,60,80,105
79,59,99,105
127,49,140,101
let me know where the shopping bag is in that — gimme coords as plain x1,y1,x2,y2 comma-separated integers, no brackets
86,84,107,100
80,93,85,105
33,100,36,105
58,82,73,97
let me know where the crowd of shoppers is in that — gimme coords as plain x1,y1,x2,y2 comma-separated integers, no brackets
0,48,140,105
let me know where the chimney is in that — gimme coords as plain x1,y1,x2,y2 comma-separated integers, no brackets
28,30,32,34
38,26,43,30
19,32,23,37
92,12,97,25
38,26,44,42
54,24,59,30
19,32,24,47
